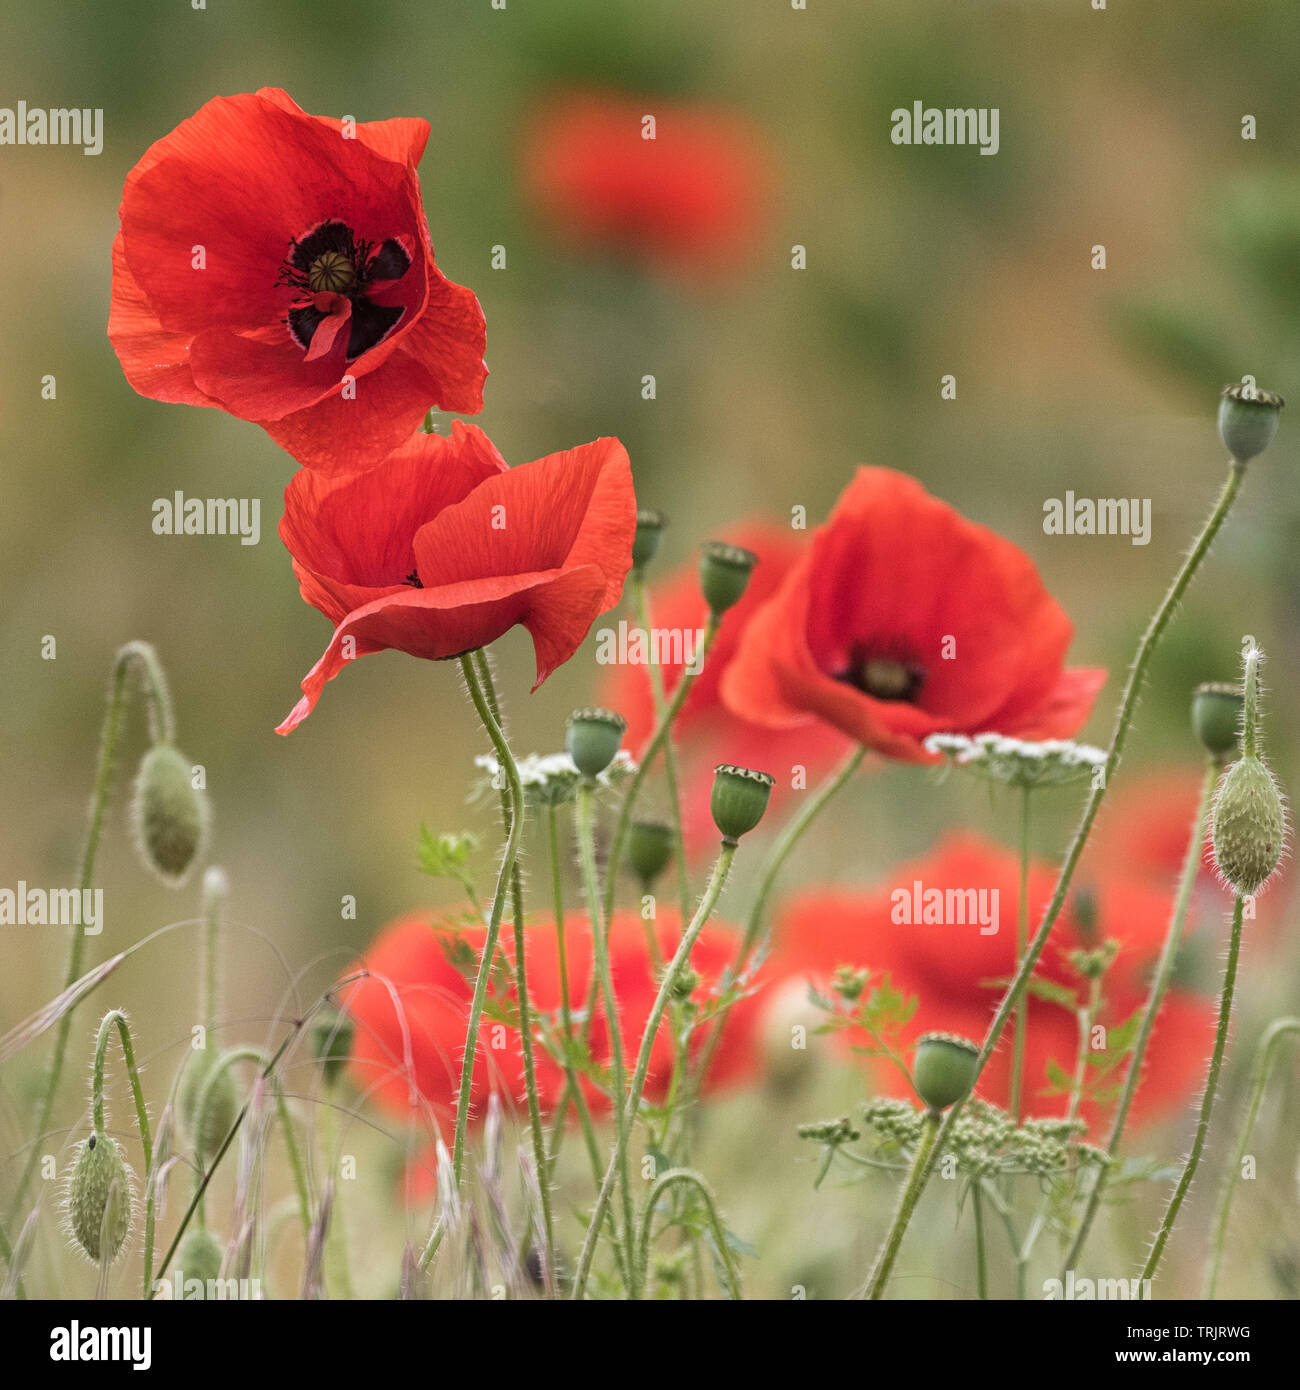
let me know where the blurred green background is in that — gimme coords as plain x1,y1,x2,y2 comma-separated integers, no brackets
2,0,1299,1298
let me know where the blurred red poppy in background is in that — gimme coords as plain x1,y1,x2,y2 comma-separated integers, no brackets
522,88,773,279
767,833,1215,1131
722,469,1107,761
342,907,765,1136
276,422,635,732
110,87,487,473
600,521,854,848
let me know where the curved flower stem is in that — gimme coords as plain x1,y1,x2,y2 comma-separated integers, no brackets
972,1182,989,1299
865,460,1247,1296
1203,1016,1300,1298
1062,758,1217,1274
861,1108,940,1299
570,843,736,1301
1009,786,1032,1124
91,1010,154,1297
471,651,555,1289
11,642,175,1224
1142,893,1245,1282
636,1168,742,1300
601,615,720,929
574,779,637,1287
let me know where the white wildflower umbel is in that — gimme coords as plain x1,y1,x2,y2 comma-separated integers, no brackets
924,733,1107,790
473,749,636,807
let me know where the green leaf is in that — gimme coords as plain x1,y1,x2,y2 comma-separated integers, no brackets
416,825,479,894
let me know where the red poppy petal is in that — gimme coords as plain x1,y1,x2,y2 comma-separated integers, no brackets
254,87,431,167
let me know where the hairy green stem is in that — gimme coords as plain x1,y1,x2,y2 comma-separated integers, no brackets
636,1168,742,1300
862,1108,940,1299
92,1010,154,1296
1010,786,1032,1123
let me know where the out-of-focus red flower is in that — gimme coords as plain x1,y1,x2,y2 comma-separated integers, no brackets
522,88,772,278
767,833,1216,1131
721,469,1108,762
275,422,634,732
109,88,487,473
342,907,764,1135
600,521,853,848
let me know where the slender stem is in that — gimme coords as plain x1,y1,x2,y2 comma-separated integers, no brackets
574,780,637,1286
1063,759,1217,1273
867,461,1247,1285
972,1182,988,1299
471,650,554,1289
862,1109,940,1299
1203,1016,1300,1298
1142,893,1245,1282
1010,786,1032,1123
571,843,736,1300
447,654,525,1190
636,1168,742,1300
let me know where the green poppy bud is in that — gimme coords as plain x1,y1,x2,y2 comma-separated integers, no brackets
626,819,674,886
710,764,774,844
180,1052,238,1163
177,1226,224,1284
566,708,626,779
131,743,209,884
1192,682,1243,763
1218,383,1283,464
65,1132,134,1264
699,541,758,617
1211,754,1287,896
912,1032,979,1112
632,509,667,571
310,1006,354,1090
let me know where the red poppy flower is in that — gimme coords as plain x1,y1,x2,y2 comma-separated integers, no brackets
767,833,1216,1130
275,422,635,732
109,88,487,473
600,521,854,847
521,88,772,278
342,907,764,1131
721,469,1107,761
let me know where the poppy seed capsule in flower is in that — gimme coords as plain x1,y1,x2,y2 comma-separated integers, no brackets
1211,754,1287,896
1218,383,1283,464
566,708,627,779
627,820,674,886
130,744,208,884
65,1133,134,1264
710,764,774,843
1192,682,1243,763
912,1032,980,1112
700,541,758,617
632,509,667,572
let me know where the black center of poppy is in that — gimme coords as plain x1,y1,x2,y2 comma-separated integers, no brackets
403,570,423,589
843,653,925,702
276,218,412,361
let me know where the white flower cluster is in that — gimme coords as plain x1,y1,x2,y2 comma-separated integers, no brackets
473,750,637,806
923,732,1106,790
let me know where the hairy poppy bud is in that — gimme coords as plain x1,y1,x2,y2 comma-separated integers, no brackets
310,1006,354,1090
65,1132,134,1264
699,541,757,617
1218,383,1283,464
626,819,674,886
632,509,667,571
912,1032,979,1112
566,708,626,779
131,743,208,884
178,1226,223,1284
710,764,773,843
1192,682,1243,763
181,1054,238,1163
1211,754,1287,896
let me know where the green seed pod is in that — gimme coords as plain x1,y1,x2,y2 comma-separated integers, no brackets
912,1032,980,1112
566,708,626,779
710,764,774,843
1218,383,1283,464
1211,754,1287,896
699,541,758,617
178,1226,224,1284
65,1132,134,1264
310,1006,354,1090
1192,682,1243,763
631,509,667,571
131,743,208,884
626,819,674,886
180,1052,238,1162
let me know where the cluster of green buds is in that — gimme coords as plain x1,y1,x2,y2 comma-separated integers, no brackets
832,965,870,1003
796,1115,861,1146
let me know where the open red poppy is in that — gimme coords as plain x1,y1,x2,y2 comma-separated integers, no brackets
721,468,1107,760
276,422,635,732
109,88,487,473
